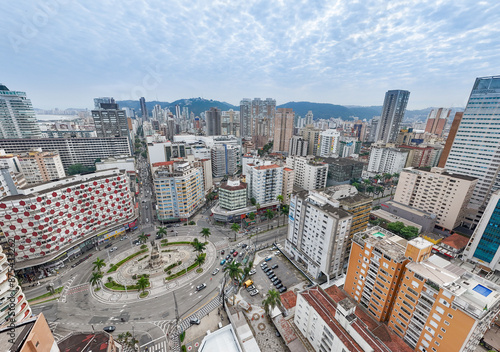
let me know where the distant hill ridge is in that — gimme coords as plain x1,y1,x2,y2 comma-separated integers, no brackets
117,98,461,121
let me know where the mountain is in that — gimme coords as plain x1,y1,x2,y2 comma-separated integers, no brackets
116,98,237,117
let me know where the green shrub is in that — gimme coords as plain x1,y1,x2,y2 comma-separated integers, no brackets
181,345,187,352
180,331,186,342
141,244,147,250
107,249,148,273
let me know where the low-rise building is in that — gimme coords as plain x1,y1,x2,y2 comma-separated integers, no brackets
0,313,56,351
219,179,247,211
432,233,469,258
376,200,437,234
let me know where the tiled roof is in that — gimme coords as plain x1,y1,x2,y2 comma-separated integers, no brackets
152,161,174,167
441,233,470,250
280,291,297,310
284,167,293,171
255,164,280,170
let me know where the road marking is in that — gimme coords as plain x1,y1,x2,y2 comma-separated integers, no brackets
140,335,165,347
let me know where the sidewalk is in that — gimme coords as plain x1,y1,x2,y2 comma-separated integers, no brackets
90,236,217,304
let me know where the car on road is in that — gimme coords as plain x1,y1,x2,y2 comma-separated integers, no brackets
196,283,207,291
233,251,238,257
279,286,287,293
227,257,233,263
220,250,225,255
145,233,151,237
264,257,272,262
242,244,248,249
230,249,235,254
220,259,226,265
190,317,201,325
274,250,280,255
105,243,112,248
271,264,279,269
109,248,114,253
226,254,231,260
103,326,116,333
249,289,259,296
212,268,219,275
249,269,256,275
112,247,117,250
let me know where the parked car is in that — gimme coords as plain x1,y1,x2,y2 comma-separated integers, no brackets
212,268,220,275
190,317,201,325
242,244,248,249
266,270,274,277
269,275,277,281
109,248,114,253
112,247,117,251
250,289,259,296
145,233,151,237
279,286,287,293
226,254,231,260
260,263,267,268
230,249,235,254
276,283,283,290
196,283,207,291
105,243,112,249
233,251,238,257
249,269,256,275
239,252,244,257
264,257,272,262
271,264,279,269
273,280,282,286
220,250,225,255
246,285,256,292
220,259,226,265
103,326,116,333
227,257,233,263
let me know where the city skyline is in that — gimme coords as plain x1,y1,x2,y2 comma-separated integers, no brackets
2,1,500,110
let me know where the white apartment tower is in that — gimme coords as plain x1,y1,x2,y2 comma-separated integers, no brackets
286,189,352,281
317,129,341,157
445,76,500,227
286,156,328,191
367,145,409,174
246,164,283,206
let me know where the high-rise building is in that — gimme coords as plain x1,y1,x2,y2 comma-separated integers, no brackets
0,313,58,350
281,167,294,204
246,164,283,206
394,167,477,231
211,144,240,178
286,156,328,191
425,108,451,136
367,116,380,142
375,90,410,143
367,145,409,174
91,102,130,139
338,137,361,158
300,124,322,156
221,109,240,137
93,97,115,109
239,98,252,138
304,110,313,125
285,189,353,280
219,178,247,211
140,97,148,120
153,161,204,222
445,76,500,227
240,98,275,148
206,107,222,136
399,145,440,168
0,244,32,324
0,169,135,266
317,129,341,157
288,136,308,157
273,108,294,153
17,150,66,185
438,112,463,168
0,84,42,139
322,157,364,185
464,190,500,271
0,137,132,170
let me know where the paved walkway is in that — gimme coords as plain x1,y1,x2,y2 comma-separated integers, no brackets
90,236,217,304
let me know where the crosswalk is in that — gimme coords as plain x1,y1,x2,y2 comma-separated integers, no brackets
141,338,169,352
66,283,89,296
48,322,65,341
58,276,77,303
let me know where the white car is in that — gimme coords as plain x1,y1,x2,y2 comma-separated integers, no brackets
249,269,256,275
249,289,259,296
212,268,220,275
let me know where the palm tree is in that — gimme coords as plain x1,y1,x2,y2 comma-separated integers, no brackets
280,204,289,224
366,185,375,196
224,261,244,304
248,212,256,222
262,288,282,316
362,179,371,193
374,174,382,183
89,271,103,288
276,195,284,227
136,276,149,294
192,239,206,254
156,226,167,238
138,233,148,244
376,185,384,196
383,173,392,184
194,253,206,268
92,257,106,273
265,209,275,231
231,223,240,241
243,260,254,279
200,227,211,242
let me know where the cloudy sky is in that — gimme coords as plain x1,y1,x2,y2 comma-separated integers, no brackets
2,0,499,110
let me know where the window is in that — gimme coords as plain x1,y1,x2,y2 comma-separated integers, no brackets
447,313,453,319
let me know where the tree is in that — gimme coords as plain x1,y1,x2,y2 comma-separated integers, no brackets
138,233,148,243
374,174,382,183
156,226,167,238
224,262,243,304
265,209,275,231
400,226,419,239
280,205,289,226
352,182,361,191
383,173,392,183
200,228,211,242
195,253,206,268
136,276,149,293
67,163,92,175
366,185,375,196
250,197,256,206
262,288,282,316
387,221,405,234
92,257,106,274
243,260,254,280
231,223,240,241
90,271,103,288
376,186,384,195
276,195,284,227
192,239,206,254
248,212,256,221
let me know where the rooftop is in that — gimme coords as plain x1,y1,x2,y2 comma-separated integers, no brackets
295,189,352,219
441,233,470,250
58,331,114,352
199,324,243,352
371,209,423,230
254,164,280,170
280,290,297,310
220,180,247,191
322,157,364,166
406,167,478,182
381,200,435,218
353,226,408,262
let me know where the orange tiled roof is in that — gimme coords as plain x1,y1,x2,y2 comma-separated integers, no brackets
254,164,280,170
280,291,297,310
441,233,470,250
152,161,174,167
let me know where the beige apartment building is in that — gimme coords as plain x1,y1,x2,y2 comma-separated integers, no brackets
394,167,477,231
281,167,294,204
17,149,65,185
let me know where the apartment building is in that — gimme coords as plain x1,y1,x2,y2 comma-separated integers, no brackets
288,136,308,157
345,227,411,322
246,164,283,206
317,129,341,157
273,108,294,153
300,125,322,156
211,144,240,178
286,156,328,191
153,161,204,222
399,145,440,168
221,109,240,137
0,169,135,267
367,145,409,174
285,189,352,281
0,137,132,170
322,157,364,185
0,245,32,325
17,150,66,185
295,285,412,352
0,84,41,139
464,190,500,271
394,167,477,231
219,179,247,211
282,167,295,204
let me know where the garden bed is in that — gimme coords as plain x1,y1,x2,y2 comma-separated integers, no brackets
165,253,206,281
107,249,148,273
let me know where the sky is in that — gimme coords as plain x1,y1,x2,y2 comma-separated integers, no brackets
2,0,500,110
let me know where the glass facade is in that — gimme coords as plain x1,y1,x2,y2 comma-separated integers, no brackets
473,198,500,263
